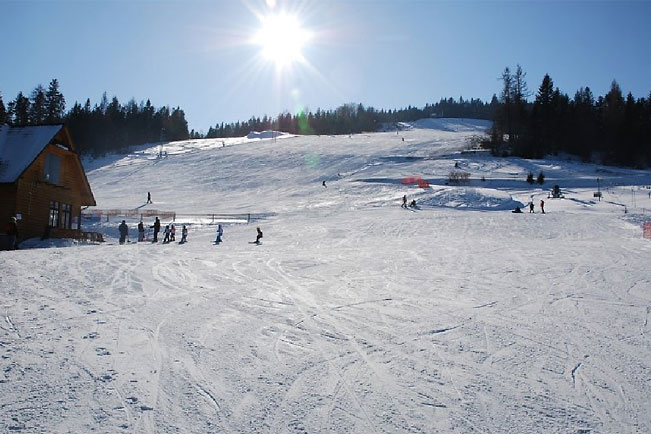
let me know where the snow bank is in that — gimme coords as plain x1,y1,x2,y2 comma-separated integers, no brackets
423,186,523,210
246,130,289,140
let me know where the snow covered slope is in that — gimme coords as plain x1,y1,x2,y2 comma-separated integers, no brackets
2,119,651,433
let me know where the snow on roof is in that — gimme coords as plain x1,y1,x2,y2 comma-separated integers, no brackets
0,124,63,183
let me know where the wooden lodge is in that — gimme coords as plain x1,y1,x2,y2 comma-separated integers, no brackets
0,124,96,246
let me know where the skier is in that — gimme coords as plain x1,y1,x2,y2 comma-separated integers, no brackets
402,195,407,208
118,220,129,244
255,227,263,244
322,180,327,188
170,224,176,241
409,199,417,208
512,206,523,213
138,221,145,242
215,224,224,244
5,217,18,250
180,225,188,243
540,199,545,214
147,191,152,204
529,202,534,213
151,217,161,242
163,225,171,243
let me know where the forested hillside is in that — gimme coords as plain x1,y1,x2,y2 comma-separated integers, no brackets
1,69,649,166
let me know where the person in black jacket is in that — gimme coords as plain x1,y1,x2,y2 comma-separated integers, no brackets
151,217,161,242
5,217,18,250
118,220,129,244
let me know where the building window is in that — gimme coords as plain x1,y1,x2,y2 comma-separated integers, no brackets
49,201,59,228
61,203,72,229
44,153,61,185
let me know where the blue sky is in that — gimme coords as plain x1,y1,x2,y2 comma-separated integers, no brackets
2,0,650,132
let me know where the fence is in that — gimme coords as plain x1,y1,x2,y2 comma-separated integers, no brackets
174,213,252,224
644,222,651,239
82,209,267,224
83,209,177,222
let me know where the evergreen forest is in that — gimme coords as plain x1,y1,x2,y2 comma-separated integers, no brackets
1,71,650,167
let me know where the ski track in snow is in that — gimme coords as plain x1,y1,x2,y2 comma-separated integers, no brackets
2,120,651,433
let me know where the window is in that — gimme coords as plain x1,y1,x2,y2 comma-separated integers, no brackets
49,201,59,228
44,153,61,185
61,203,72,229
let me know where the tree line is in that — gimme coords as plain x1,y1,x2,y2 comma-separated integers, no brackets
1,79,493,156
2,73,649,167
491,65,651,167
0,79,189,156
205,98,496,138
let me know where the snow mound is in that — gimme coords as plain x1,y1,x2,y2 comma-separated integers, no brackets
422,187,522,210
246,130,288,140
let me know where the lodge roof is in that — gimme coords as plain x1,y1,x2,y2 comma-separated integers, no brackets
0,124,64,183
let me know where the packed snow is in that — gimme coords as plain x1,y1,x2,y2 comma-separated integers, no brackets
2,118,651,433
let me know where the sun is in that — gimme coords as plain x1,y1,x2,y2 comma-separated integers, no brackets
253,12,312,68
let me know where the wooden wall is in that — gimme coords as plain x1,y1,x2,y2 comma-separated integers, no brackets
9,143,88,241
0,184,17,232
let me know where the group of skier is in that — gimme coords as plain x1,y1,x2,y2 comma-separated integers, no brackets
118,218,263,246
118,217,188,244
401,195,418,209
513,199,546,214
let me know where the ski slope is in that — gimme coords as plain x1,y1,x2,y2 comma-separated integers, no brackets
2,118,651,433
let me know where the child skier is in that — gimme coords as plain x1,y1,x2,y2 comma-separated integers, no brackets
215,224,224,244
180,225,188,243
163,225,170,243
138,221,145,241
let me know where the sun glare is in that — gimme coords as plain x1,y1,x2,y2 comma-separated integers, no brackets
253,13,311,68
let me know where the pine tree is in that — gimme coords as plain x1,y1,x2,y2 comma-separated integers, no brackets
511,64,529,143
526,171,534,184
570,87,597,160
29,84,47,125
500,67,514,142
45,79,66,123
11,92,31,126
601,80,625,163
0,92,6,124
531,74,555,157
